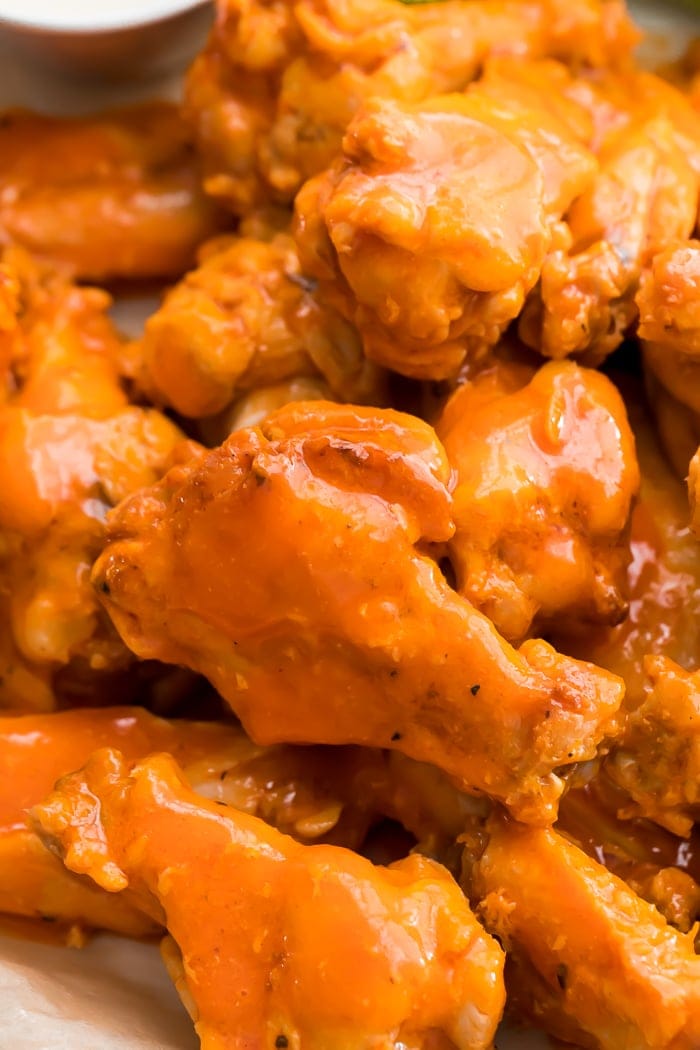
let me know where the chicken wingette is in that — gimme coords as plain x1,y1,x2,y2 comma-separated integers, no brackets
92,401,623,823
0,103,223,283
34,748,506,1050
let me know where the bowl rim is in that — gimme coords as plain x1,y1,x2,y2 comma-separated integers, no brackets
0,0,209,34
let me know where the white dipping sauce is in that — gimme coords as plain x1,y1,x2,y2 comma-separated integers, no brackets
0,0,203,30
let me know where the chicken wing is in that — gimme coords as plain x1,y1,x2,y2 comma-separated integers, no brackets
0,103,224,283
553,390,700,710
436,356,638,643
2,705,490,939
604,656,700,837
294,86,596,379
474,814,700,1050
133,230,384,421
0,248,185,710
34,748,506,1050
92,401,623,822
183,0,635,212
520,72,700,362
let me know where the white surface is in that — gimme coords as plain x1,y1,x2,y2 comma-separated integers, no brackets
0,0,207,32
0,935,197,1050
0,3,692,1050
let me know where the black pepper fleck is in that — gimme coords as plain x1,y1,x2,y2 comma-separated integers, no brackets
391,732,402,742
275,1037,289,1049
556,963,568,990
470,684,480,696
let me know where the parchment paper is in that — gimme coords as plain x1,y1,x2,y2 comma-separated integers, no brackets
0,3,694,1047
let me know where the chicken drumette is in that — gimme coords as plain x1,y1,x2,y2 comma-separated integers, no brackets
92,401,623,823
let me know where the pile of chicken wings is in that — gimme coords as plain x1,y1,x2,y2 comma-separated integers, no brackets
2,1,700,1047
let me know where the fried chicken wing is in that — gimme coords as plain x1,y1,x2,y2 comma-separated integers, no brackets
2,705,492,939
294,85,596,379
92,401,623,822
474,815,700,1050
0,103,224,283
34,748,506,1050
184,0,635,212
0,248,185,710
604,656,700,837
520,73,700,362
554,391,700,709
436,357,638,642
134,231,384,421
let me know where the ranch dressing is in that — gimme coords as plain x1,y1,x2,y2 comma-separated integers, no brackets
0,0,203,30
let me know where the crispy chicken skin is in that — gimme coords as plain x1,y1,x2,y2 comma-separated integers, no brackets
436,357,638,643
520,72,700,363
92,401,623,823
605,656,700,837
294,89,596,379
0,103,224,283
183,0,636,212
474,815,700,1050
1,708,486,937
555,393,700,709
134,231,384,421
34,748,507,1050
0,248,184,710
